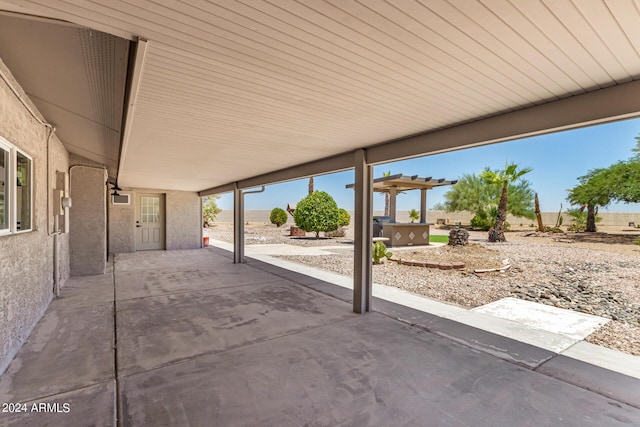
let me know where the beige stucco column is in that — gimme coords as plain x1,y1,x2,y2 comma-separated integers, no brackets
389,187,397,223
353,149,373,313
233,186,244,264
420,188,427,223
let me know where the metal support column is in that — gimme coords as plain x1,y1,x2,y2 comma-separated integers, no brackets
420,189,427,224
353,149,373,313
389,187,397,223
233,186,244,263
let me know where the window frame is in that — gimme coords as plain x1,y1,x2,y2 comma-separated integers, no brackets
14,148,33,233
0,135,34,235
0,138,10,236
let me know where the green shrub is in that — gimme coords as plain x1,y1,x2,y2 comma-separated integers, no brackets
372,241,393,264
544,226,564,233
634,237,640,245
470,209,492,230
203,196,222,227
294,191,339,238
409,209,420,223
567,208,601,232
270,207,288,227
567,208,586,231
338,208,350,227
471,206,511,231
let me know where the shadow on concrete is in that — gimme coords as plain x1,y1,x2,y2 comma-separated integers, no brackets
1,248,639,426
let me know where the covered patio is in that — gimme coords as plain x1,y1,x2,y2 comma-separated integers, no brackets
1,248,638,426
2,2,640,425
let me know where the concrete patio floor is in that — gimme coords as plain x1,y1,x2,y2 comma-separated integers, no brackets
1,248,639,426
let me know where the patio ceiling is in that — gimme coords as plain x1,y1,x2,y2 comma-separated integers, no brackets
0,12,129,177
1,1,640,191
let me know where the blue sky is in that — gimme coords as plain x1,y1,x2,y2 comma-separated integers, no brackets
218,117,640,213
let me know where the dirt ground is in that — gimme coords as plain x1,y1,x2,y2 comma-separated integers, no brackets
505,225,640,256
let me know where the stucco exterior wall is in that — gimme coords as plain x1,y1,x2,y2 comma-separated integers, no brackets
165,190,201,250
69,155,107,276
0,59,70,374
108,193,135,253
108,188,200,253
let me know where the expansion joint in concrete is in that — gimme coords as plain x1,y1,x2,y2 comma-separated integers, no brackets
111,256,121,427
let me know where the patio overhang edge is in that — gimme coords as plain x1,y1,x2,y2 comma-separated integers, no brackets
367,79,640,164
199,152,354,197
199,79,640,197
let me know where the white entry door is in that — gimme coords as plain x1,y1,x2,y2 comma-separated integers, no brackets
136,193,165,251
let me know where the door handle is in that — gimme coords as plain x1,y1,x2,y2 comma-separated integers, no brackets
136,225,141,228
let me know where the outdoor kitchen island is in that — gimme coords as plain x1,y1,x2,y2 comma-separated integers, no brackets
348,174,457,247
381,222,434,247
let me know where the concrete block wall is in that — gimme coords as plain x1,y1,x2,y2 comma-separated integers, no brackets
0,59,70,374
216,209,640,228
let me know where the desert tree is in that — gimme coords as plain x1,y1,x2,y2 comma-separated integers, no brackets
440,168,535,233
202,196,222,227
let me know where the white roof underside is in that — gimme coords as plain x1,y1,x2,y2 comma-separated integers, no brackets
1,0,640,191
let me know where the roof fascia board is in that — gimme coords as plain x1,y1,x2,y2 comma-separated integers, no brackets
199,182,237,197
117,37,149,185
367,80,640,164
200,152,354,196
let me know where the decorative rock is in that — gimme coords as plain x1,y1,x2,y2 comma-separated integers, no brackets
448,229,469,246
289,226,306,237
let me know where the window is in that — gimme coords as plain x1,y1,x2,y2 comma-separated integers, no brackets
16,151,32,231
0,136,33,235
141,196,160,223
0,142,8,233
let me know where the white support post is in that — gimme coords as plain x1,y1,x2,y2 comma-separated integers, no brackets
389,187,397,223
353,149,373,314
420,189,427,224
233,186,244,263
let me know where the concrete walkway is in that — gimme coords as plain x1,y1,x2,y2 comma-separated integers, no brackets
218,239,640,379
1,248,639,426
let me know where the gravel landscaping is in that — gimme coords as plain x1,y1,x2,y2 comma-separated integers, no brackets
205,222,640,356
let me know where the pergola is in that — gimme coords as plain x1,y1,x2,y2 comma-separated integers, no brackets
347,174,457,247
347,174,457,224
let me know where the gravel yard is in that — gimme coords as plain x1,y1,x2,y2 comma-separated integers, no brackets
205,222,640,356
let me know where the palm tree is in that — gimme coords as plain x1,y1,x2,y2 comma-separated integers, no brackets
308,176,314,195
382,171,391,216
481,163,532,242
